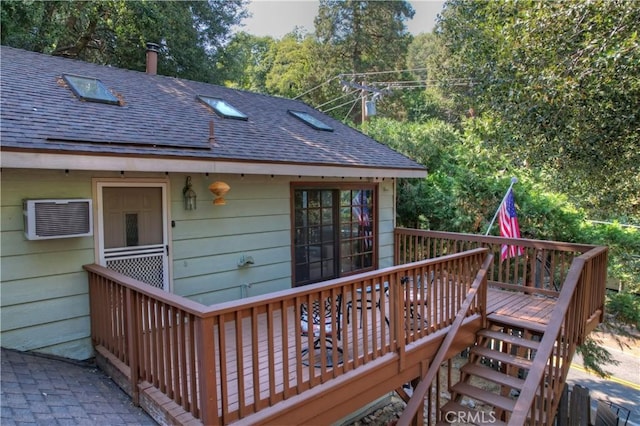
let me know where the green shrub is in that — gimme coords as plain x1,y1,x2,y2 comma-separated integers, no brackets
606,291,640,330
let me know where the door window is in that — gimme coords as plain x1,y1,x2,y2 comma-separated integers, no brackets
293,185,376,286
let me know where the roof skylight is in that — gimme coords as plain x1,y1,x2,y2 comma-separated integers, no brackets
198,95,248,120
288,110,333,131
62,74,120,105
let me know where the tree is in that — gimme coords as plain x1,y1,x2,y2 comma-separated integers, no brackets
298,0,415,122
433,0,640,220
265,31,318,98
216,32,276,92
0,0,248,83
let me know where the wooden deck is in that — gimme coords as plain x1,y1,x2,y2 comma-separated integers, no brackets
487,288,556,329
217,287,555,411
97,285,556,423
85,230,607,426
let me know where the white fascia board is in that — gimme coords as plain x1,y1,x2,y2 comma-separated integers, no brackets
1,151,427,178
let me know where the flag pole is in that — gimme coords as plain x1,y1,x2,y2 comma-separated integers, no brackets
485,177,518,236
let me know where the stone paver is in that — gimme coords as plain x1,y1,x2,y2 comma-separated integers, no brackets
1,348,156,425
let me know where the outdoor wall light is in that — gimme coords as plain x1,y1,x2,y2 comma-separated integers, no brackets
209,181,230,205
183,176,197,210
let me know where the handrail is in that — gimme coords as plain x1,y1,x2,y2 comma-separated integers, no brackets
394,228,597,253
394,229,596,294
393,229,607,424
83,247,488,425
508,245,608,425
85,228,607,425
396,251,493,426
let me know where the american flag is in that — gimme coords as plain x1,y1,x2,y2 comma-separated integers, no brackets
353,190,370,226
353,190,372,248
499,189,523,261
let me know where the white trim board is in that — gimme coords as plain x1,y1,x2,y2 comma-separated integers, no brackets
1,152,427,179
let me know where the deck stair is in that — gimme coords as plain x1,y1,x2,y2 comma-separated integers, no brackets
440,318,545,425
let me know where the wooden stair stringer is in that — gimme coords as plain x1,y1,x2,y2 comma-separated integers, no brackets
440,316,552,425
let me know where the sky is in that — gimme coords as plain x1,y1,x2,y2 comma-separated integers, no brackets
237,1,445,39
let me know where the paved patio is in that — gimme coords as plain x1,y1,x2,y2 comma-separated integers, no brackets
1,348,156,425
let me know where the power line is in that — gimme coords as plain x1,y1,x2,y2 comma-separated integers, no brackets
342,97,360,122
315,88,360,109
292,75,341,100
339,68,428,78
322,97,360,114
295,69,473,112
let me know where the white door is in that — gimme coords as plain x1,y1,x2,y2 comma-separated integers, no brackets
97,182,170,291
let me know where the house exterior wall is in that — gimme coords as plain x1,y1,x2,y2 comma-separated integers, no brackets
1,169,97,360
0,168,396,360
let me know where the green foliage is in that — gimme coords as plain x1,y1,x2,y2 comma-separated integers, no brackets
265,32,318,98
576,336,619,378
434,0,640,219
367,112,639,376
0,0,248,83
607,291,640,329
217,32,276,92
299,0,415,122
581,223,640,294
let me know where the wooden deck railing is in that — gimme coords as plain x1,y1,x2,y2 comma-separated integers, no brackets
509,245,608,425
395,228,598,296
397,253,493,426
84,247,489,425
394,228,608,424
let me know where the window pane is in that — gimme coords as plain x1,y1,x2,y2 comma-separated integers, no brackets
308,226,321,244
295,191,304,209
308,209,320,226
198,95,248,120
322,191,333,204
125,213,139,246
340,189,373,270
289,110,333,131
307,190,321,208
322,207,333,224
293,187,374,286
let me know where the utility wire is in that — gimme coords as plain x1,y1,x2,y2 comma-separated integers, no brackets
342,97,360,121
321,97,361,114
339,68,428,77
293,75,341,100
315,88,360,109
296,70,473,111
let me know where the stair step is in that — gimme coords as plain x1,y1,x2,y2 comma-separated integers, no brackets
487,314,546,334
440,401,507,425
477,329,541,351
461,363,526,390
451,382,517,413
470,346,533,370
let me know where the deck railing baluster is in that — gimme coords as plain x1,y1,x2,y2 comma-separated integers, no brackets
82,230,605,425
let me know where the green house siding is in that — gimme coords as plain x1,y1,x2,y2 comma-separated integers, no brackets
0,169,397,360
0,169,95,360
170,174,293,304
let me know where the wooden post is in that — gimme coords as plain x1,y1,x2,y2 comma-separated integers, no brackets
556,383,569,426
569,384,591,426
125,287,140,405
196,315,219,425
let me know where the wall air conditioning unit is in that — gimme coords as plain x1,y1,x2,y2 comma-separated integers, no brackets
23,199,93,240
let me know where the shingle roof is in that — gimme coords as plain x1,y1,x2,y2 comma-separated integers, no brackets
0,47,425,173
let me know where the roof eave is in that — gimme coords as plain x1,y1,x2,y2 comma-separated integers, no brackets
0,151,427,179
